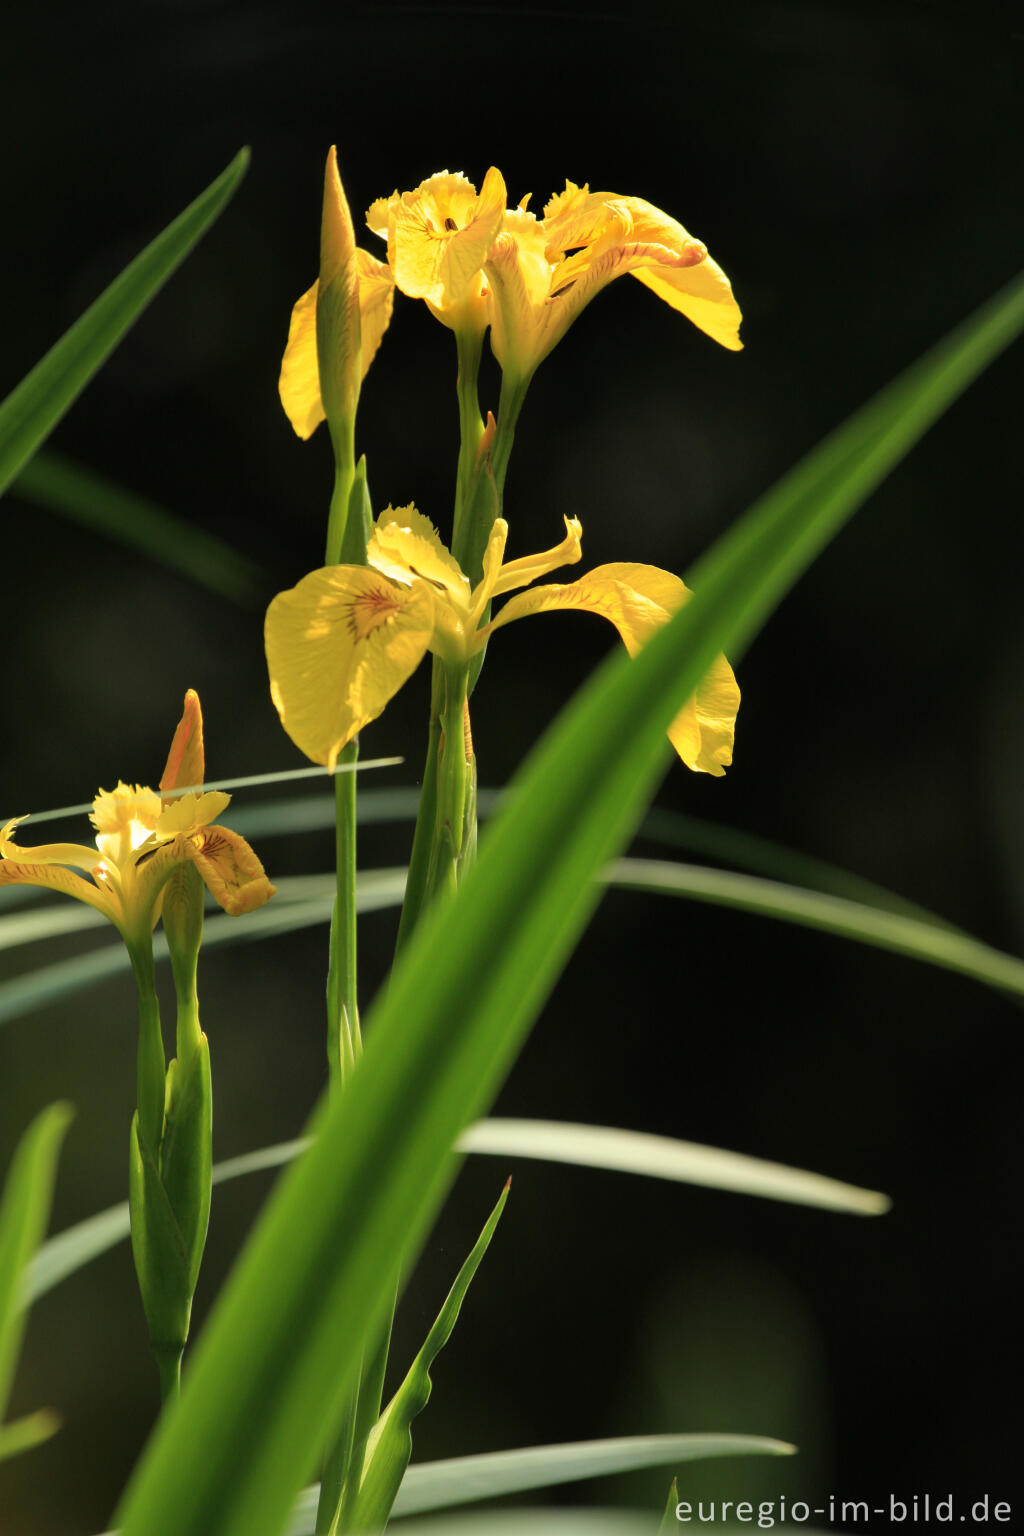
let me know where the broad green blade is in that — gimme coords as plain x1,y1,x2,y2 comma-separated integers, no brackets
0,1104,71,1445
114,276,1024,1536
348,1185,509,1531
11,451,266,606
27,1114,887,1305
351,1515,830,1536
606,859,1024,997
287,1435,791,1533
0,149,249,495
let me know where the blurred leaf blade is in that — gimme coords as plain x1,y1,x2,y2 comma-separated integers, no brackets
287,1435,792,1533
28,1114,886,1307
0,147,249,495
0,1104,72,1452
11,451,265,606
102,274,1024,1536
607,858,1024,996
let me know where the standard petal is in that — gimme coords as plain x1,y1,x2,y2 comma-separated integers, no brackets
487,562,739,774
155,791,232,837
368,506,470,602
389,169,506,310
160,689,205,794
279,280,324,440
489,516,584,597
266,566,436,767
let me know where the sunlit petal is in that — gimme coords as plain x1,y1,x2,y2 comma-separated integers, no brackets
489,516,584,597
279,281,324,440
0,856,120,921
155,791,231,837
266,565,436,767
0,816,102,872
182,825,276,916
369,505,472,604
486,561,738,774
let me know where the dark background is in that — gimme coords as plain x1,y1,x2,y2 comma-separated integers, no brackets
2,1,1022,1530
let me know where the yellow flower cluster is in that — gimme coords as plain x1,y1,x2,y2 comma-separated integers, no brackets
280,162,742,437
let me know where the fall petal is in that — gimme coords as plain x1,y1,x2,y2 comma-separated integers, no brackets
266,566,436,767
368,506,471,602
487,562,738,774
632,252,743,351
181,824,277,916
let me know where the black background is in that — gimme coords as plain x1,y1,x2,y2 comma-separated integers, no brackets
1,2,1022,1531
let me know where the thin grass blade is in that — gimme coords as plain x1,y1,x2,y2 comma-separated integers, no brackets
0,150,249,494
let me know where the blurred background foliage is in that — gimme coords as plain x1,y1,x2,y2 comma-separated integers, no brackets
1,1,1021,1530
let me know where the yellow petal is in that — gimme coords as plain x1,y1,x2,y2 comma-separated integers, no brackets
279,280,324,440
182,824,276,916
0,816,102,872
487,562,739,774
160,688,205,794
388,168,507,310
155,791,232,837
266,566,436,767
279,258,396,442
489,516,584,598
369,505,470,604
0,855,120,921
90,784,162,836
632,251,743,351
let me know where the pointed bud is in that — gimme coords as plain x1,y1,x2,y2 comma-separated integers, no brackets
317,145,362,428
160,689,204,797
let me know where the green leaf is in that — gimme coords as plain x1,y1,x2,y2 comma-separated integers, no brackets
286,1435,790,1534
28,1111,888,1306
458,1121,889,1215
0,871,407,1024
0,148,249,495
606,858,1024,997
658,1478,679,1536
0,1103,72,1451
11,451,265,606
109,274,1024,1536
347,1183,509,1532
0,1408,62,1464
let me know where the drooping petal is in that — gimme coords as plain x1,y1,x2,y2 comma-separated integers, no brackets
354,248,396,368
160,689,205,795
486,562,739,775
266,566,437,767
368,506,471,604
632,252,743,351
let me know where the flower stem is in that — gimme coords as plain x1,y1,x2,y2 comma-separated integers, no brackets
451,327,485,560
128,939,165,1153
324,416,357,566
491,368,532,508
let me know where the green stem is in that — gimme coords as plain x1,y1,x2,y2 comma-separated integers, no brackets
450,328,485,562
128,940,165,1153
425,665,471,904
324,418,357,566
395,682,443,954
490,368,532,509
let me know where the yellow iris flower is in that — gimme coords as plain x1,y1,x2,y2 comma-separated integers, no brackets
360,168,742,372
365,167,507,334
0,692,275,945
265,507,739,776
